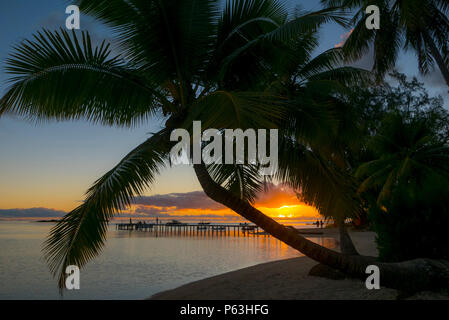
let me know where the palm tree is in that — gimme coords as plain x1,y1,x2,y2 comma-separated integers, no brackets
356,113,449,206
1,0,448,293
0,0,352,287
322,0,449,86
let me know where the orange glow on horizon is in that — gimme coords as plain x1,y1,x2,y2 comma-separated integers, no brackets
0,178,321,220
121,183,321,220
126,197,320,220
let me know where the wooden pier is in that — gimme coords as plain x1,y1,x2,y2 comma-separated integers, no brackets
115,222,261,236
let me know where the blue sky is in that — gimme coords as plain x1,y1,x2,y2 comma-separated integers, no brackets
0,0,447,212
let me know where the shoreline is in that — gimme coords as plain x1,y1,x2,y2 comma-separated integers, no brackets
150,229,448,300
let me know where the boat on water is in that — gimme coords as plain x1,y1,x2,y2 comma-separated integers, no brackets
165,220,186,226
240,223,256,231
197,221,210,230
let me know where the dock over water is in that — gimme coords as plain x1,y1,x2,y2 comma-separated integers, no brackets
116,222,262,236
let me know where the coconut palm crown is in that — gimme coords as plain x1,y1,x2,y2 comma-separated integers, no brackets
0,0,362,289
321,0,449,86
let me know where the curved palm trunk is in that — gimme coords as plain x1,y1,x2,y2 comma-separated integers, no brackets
423,31,449,87
337,217,359,255
194,163,449,293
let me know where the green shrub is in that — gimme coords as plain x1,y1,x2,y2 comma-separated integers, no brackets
369,175,449,262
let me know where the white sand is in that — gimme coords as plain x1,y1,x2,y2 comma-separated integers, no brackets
150,229,448,300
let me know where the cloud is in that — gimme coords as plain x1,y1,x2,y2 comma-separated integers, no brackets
128,191,232,218
335,28,354,48
333,28,374,71
133,191,225,211
0,207,66,218
132,185,303,213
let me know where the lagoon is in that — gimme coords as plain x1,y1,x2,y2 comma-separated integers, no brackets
0,220,335,299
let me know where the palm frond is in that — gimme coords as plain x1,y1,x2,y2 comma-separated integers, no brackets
217,6,351,83
297,48,345,79
186,91,287,130
306,67,373,86
276,136,363,219
371,11,402,80
355,112,449,205
1,28,165,127
330,0,449,83
207,163,265,203
76,0,219,101
320,0,367,8
43,129,171,290
266,6,351,41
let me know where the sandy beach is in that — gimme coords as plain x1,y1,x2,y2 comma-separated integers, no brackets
151,228,449,300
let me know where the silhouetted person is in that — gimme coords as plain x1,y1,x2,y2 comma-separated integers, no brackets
320,220,324,228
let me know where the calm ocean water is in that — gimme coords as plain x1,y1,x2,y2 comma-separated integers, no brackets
0,220,335,299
